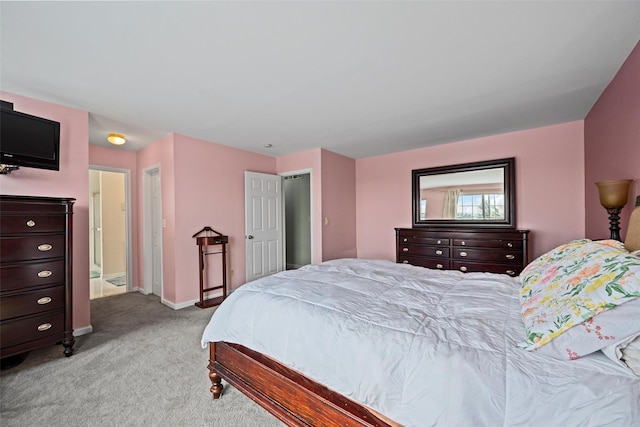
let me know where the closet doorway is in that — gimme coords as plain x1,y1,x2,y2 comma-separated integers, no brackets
283,172,312,270
89,167,132,299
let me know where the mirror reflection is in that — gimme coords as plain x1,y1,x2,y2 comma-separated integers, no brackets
412,157,515,228
419,168,505,220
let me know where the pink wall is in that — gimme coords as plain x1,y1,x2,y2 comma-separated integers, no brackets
88,145,140,290
320,149,357,260
584,41,640,241
0,91,91,332
356,121,586,263
171,134,276,302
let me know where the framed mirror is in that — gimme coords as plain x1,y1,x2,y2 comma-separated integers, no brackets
412,157,515,228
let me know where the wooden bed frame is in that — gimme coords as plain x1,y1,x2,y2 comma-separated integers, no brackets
208,341,394,427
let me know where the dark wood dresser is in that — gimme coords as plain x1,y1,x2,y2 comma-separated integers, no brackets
0,195,75,359
396,227,530,276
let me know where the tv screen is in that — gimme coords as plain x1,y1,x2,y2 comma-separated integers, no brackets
0,107,61,170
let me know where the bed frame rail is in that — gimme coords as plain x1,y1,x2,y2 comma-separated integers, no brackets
208,342,393,427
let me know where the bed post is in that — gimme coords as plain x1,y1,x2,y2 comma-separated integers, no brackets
208,342,223,399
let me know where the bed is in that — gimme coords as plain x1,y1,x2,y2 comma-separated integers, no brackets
201,240,640,426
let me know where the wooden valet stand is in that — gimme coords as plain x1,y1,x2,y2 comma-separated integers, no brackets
193,226,228,308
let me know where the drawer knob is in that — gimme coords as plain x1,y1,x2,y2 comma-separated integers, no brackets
37,296,52,305
506,270,515,276
38,244,53,251
27,220,36,227
37,323,52,332
37,270,53,278
436,263,443,269
402,260,409,264
506,254,515,260
460,251,467,257
437,240,442,244
435,250,443,255
460,266,468,272
402,247,409,252
507,242,513,248
403,238,408,242
461,241,466,246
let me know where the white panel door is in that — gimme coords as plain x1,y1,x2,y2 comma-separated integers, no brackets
245,171,284,282
150,170,163,297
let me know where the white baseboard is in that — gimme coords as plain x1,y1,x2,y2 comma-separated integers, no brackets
73,325,93,337
162,292,223,310
161,298,198,310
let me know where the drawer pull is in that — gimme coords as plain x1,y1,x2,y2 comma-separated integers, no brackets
436,263,443,269
402,260,409,264
435,250,443,255
506,270,515,276
403,238,408,242
507,242,513,248
38,270,53,278
461,241,466,246
505,254,515,260
27,220,36,227
402,247,409,252
437,240,442,244
37,296,52,305
37,323,52,332
38,244,53,251
460,251,468,257
460,266,468,272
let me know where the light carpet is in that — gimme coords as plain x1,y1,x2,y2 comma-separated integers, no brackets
0,292,284,427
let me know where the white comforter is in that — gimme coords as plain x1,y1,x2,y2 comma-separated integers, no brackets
201,259,640,426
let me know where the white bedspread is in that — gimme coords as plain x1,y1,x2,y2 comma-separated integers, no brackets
201,259,640,426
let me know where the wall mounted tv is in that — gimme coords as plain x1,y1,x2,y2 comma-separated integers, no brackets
1,103,61,171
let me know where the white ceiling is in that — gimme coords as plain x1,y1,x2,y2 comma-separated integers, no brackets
1,1,639,159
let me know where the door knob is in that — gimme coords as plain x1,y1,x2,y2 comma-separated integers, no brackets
247,235,254,239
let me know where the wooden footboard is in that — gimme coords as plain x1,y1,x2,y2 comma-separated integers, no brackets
208,341,394,427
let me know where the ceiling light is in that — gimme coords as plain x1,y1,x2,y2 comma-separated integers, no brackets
107,133,126,145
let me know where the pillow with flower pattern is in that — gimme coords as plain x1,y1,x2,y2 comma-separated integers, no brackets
518,239,640,358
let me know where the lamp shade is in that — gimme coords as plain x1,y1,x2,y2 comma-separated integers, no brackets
595,179,633,208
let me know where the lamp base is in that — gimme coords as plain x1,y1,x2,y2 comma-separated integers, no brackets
605,207,622,241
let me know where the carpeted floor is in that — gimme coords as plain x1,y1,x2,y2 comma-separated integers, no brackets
0,293,284,427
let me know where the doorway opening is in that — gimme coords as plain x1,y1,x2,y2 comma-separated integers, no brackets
88,167,132,299
284,173,311,270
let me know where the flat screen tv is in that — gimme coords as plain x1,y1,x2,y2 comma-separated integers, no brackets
1,106,61,171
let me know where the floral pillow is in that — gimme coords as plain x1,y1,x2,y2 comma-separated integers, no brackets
518,239,640,357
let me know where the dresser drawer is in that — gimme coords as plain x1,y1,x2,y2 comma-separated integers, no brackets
452,261,521,276
453,248,522,263
453,238,522,250
0,286,65,321
0,215,66,234
399,255,450,270
0,235,65,262
398,233,449,246
399,244,450,258
0,260,65,291
0,310,64,349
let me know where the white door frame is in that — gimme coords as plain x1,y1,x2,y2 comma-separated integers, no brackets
88,165,133,293
280,168,314,267
142,164,163,297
